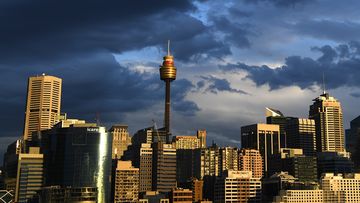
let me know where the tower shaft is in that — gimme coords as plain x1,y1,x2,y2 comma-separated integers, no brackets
165,80,171,135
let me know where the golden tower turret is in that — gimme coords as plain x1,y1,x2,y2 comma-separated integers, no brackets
159,40,177,136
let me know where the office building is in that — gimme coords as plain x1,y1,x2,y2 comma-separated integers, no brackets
171,188,193,203
317,151,354,178
139,143,153,193
39,186,97,203
152,142,177,192
278,149,317,182
114,161,139,202
238,149,263,178
286,118,316,156
109,124,131,159
132,126,168,146
214,170,261,203
241,123,280,175
40,121,112,202
219,147,238,176
15,147,43,203
139,191,170,203
23,74,62,141
349,116,360,169
197,130,207,148
176,149,196,184
309,92,345,152
266,107,288,148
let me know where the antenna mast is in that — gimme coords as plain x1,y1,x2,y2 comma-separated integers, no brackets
322,72,326,95
167,40,171,56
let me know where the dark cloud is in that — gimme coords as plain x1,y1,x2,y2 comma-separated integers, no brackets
220,42,360,90
350,92,360,98
244,0,312,7
293,20,360,42
199,76,248,94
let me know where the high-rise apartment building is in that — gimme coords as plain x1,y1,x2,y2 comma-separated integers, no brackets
214,170,261,203
197,130,207,148
219,147,238,176
114,161,139,203
109,124,131,159
152,142,177,192
309,92,345,152
193,145,220,179
241,123,280,175
238,149,263,178
23,74,62,141
15,147,43,203
286,118,316,156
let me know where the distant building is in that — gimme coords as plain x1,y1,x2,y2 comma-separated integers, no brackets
109,124,131,159
286,118,316,156
40,121,112,202
152,142,177,192
309,92,345,152
238,149,263,178
171,188,193,203
172,135,200,149
241,123,280,175
114,161,139,202
3,139,22,194
219,147,238,176
23,74,62,141
214,170,261,203
197,130,207,148
321,173,360,202
273,190,324,203
15,147,43,203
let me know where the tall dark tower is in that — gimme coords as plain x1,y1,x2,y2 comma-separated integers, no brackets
159,41,177,135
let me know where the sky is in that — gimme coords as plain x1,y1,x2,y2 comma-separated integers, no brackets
0,0,360,157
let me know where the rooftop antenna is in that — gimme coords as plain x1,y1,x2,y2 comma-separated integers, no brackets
322,72,326,95
167,40,171,56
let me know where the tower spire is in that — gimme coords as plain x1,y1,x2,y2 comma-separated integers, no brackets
167,40,171,56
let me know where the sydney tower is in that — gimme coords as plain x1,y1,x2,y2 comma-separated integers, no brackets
159,41,177,135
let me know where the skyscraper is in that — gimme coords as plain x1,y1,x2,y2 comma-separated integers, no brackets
152,142,177,192
109,124,131,159
159,41,177,136
241,123,280,175
286,118,316,156
23,74,62,141
266,107,288,148
309,92,345,152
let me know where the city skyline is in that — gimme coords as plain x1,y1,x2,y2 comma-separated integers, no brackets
1,0,360,154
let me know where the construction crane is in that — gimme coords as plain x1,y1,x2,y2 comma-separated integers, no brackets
152,119,161,143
